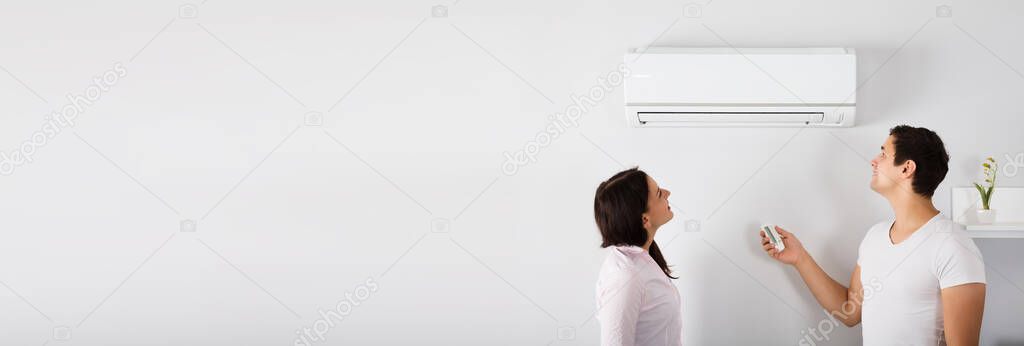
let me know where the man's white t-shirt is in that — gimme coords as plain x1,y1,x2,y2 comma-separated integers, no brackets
857,213,986,345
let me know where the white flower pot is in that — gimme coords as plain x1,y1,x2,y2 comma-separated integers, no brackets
975,209,997,224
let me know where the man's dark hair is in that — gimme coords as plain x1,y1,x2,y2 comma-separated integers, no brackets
889,125,950,198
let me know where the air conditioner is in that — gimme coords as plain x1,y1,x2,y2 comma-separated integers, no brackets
624,47,856,127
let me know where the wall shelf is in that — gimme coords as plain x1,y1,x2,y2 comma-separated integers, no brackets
952,187,1024,239
963,223,1024,238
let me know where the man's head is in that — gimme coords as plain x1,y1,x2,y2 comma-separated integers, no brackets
870,125,950,199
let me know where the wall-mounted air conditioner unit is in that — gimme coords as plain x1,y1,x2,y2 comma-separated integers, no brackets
624,47,856,127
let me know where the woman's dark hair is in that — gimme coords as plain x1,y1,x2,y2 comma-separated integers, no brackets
594,167,676,279
889,125,949,198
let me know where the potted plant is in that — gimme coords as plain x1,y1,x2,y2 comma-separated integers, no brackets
973,157,998,224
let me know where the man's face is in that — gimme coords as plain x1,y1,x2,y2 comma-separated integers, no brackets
870,135,909,196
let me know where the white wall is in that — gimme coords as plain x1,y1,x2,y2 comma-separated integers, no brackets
1,0,1022,345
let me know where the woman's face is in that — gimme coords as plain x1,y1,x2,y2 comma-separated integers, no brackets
642,175,673,231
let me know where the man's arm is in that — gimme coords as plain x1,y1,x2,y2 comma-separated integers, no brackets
761,227,864,326
941,283,985,346
793,258,864,327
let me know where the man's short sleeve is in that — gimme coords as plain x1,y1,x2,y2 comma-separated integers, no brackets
934,231,987,289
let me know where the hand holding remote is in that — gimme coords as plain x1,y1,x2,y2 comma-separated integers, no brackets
760,225,807,266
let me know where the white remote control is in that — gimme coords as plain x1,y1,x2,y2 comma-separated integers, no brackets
761,225,785,252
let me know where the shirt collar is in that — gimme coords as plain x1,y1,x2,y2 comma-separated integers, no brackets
613,244,647,254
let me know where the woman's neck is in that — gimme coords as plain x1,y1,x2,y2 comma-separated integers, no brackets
643,227,657,251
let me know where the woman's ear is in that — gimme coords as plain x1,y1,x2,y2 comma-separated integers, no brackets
641,213,651,230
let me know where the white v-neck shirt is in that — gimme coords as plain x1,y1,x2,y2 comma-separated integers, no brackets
857,213,986,345
596,245,682,346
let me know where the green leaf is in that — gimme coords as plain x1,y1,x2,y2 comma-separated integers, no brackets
974,183,990,209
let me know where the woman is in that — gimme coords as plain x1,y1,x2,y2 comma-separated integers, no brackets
594,167,682,346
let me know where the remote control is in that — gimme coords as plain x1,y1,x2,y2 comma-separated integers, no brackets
761,225,785,252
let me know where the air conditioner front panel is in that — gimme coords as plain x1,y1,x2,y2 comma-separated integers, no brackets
625,53,856,104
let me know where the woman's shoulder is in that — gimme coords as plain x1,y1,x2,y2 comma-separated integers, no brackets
597,246,656,282
603,244,648,265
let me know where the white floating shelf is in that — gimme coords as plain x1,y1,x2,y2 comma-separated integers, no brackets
951,187,1024,239
963,223,1024,238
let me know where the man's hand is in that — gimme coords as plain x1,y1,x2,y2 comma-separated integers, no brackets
761,226,807,266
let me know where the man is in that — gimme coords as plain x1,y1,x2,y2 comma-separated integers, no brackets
762,125,986,345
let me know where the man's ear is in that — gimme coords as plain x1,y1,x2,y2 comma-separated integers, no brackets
901,160,917,178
